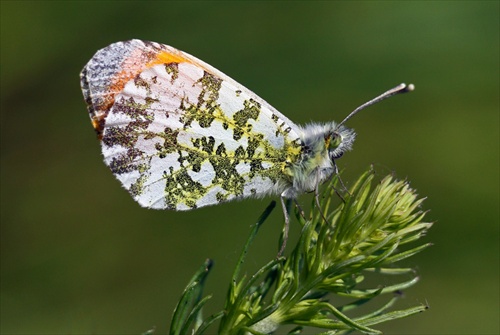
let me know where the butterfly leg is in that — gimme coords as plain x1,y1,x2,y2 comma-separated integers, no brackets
278,196,290,257
315,168,330,225
332,160,350,198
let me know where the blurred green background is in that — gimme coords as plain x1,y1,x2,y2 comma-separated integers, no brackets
1,1,498,334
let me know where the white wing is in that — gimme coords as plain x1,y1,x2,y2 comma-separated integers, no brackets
81,40,304,210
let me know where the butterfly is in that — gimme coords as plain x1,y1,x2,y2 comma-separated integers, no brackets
80,39,413,254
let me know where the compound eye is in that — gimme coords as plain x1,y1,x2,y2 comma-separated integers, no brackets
327,132,341,149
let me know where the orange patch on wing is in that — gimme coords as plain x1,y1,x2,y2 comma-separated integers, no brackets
148,50,193,67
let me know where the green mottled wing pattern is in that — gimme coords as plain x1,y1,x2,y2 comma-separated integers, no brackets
83,40,304,210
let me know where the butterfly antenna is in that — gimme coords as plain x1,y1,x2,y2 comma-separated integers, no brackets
336,83,414,128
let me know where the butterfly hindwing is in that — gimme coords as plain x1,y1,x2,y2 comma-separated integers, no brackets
82,40,304,210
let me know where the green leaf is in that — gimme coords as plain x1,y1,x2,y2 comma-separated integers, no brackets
169,259,213,335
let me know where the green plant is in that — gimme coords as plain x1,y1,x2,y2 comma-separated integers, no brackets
166,167,432,335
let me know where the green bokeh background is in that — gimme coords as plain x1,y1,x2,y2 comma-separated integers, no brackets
1,1,498,334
